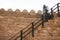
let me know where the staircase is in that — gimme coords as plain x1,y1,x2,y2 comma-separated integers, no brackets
30,17,60,40
32,3,60,40
0,3,60,40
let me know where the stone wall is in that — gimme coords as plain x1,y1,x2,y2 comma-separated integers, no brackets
0,8,42,18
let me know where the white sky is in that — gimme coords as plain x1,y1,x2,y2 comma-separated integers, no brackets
0,0,60,12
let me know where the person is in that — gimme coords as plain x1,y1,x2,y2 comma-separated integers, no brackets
43,4,48,22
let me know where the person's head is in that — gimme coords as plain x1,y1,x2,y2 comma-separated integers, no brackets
43,4,46,6
43,4,47,9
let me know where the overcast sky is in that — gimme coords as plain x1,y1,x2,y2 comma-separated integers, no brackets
0,0,60,12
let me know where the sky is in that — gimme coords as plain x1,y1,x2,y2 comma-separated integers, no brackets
0,0,60,12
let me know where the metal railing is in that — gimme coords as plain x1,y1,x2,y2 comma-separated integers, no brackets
51,3,60,18
9,3,60,40
9,17,44,40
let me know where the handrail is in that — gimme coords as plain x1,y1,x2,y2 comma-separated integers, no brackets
23,29,32,38
52,3,57,9
53,7,57,11
9,18,38,40
21,3,60,40
22,23,32,30
34,21,42,30
34,19,41,25
50,3,60,14
22,18,39,30
9,30,21,40
9,18,42,40
21,19,42,39
22,26,31,34
9,3,60,40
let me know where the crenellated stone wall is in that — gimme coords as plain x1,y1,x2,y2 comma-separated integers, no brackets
0,8,42,40
0,8,42,18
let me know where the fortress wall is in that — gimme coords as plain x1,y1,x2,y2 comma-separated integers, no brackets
0,8,42,18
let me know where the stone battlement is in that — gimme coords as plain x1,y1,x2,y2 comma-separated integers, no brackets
0,8,42,18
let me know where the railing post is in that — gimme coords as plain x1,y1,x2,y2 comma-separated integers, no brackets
51,8,54,19
42,14,44,28
21,30,23,40
32,21,34,37
57,3,60,17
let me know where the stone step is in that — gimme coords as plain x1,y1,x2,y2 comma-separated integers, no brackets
30,16,60,40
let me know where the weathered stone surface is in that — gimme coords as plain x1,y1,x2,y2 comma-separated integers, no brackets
0,8,60,40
